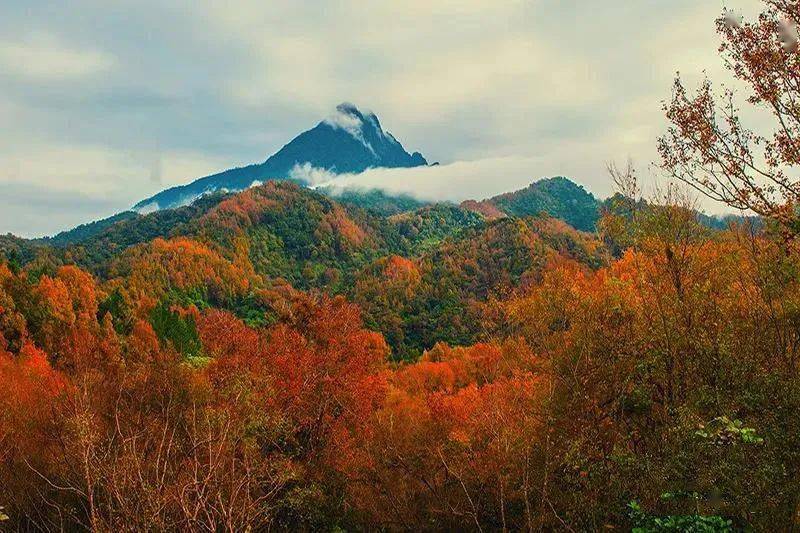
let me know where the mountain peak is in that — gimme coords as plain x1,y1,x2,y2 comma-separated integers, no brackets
134,103,428,211
335,101,369,118
313,102,426,171
323,102,400,152
322,102,381,155
326,102,368,126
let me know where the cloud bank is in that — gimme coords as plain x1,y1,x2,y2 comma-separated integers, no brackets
307,158,547,203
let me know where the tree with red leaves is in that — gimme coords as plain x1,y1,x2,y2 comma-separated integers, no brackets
659,1,800,232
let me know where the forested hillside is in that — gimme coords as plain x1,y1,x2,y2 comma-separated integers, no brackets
2,170,795,530
463,176,601,231
2,166,795,531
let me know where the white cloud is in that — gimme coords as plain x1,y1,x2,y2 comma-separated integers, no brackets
323,105,376,154
290,163,339,186
310,157,547,203
0,34,113,81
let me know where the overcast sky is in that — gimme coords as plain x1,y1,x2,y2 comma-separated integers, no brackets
1,0,766,237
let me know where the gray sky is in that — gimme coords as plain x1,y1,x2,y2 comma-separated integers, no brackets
1,0,765,237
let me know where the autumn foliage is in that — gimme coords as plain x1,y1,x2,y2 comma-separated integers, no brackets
3,1,800,530
4,199,800,530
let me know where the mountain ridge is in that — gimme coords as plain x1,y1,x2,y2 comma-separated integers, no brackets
461,176,601,231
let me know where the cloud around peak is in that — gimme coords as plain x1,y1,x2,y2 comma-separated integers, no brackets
303,156,548,203
323,103,376,153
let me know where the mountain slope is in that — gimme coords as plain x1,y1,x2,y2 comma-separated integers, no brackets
134,103,427,211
